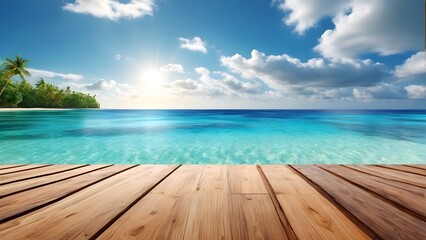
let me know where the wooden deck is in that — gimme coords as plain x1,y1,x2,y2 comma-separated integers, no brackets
0,164,425,240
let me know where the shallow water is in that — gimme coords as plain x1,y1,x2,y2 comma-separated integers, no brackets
1,109,425,164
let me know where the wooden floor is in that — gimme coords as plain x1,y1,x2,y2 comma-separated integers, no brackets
0,164,425,240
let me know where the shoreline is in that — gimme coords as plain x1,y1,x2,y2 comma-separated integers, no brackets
0,108,73,111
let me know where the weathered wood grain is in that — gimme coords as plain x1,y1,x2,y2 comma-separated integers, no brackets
0,165,133,222
228,165,267,194
150,165,204,194
0,165,110,197
0,165,26,171
262,165,369,240
0,164,423,240
345,165,426,188
229,194,288,240
376,165,426,176
0,165,50,176
321,165,426,219
405,165,426,171
197,165,228,192
0,165,177,239
0,165,84,185
99,194,195,240
293,165,426,240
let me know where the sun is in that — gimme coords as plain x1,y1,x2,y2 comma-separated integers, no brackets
142,68,164,90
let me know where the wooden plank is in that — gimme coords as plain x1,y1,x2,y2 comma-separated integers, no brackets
0,165,50,176
346,165,426,188
0,165,84,185
202,165,280,239
0,165,110,197
183,165,231,240
406,165,426,171
197,165,228,192
150,165,204,194
103,165,286,240
321,165,426,219
0,165,133,222
229,194,288,240
260,165,317,194
185,165,287,239
98,165,203,240
293,165,426,240
0,165,177,239
184,191,231,240
228,165,267,194
99,193,195,240
376,165,426,176
98,166,201,239
0,165,26,171
262,165,369,240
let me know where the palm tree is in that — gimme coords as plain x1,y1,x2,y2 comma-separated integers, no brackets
0,55,31,97
35,78,46,89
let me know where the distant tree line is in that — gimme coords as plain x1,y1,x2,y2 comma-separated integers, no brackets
0,55,100,108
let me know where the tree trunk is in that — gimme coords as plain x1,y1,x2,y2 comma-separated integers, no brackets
0,78,11,97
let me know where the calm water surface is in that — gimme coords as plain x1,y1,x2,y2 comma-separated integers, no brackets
0,109,425,164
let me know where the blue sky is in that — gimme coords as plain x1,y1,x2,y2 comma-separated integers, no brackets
0,0,425,108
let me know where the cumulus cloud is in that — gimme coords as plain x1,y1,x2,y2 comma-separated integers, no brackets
405,85,426,99
277,0,423,58
159,63,185,73
276,0,349,34
86,79,117,90
394,51,426,80
220,72,261,94
221,49,388,91
169,79,198,90
86,79,131,94
63,0,155,21
167,67,263,98
353,83,404,100
179,37,207,53
314,0,423,58
28,68,83,81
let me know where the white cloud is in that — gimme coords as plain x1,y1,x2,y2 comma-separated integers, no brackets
220,72,261,94
86,79,131,94
221,49,388,91
353,83,404,100
405,85,426,99
114,54,122,61
277,0,423,58
63,0,155,21
394,51,426,80
159,63,184,73
314,0,423,58
28,68,83,81
169,79,198,90
167,67,263,98
179,37,207,53
276,0,349,34
86,79,117,90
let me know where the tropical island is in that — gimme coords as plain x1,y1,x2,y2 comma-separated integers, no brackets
0,55,100,108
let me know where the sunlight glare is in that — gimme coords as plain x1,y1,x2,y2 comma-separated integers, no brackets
142,68,164,91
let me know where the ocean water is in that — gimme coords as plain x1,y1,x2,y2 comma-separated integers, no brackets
0,109,425,164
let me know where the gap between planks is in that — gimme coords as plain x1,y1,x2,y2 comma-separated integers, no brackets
318,165,426,222
89,164,182,239
288,165,379,240
256,165,298,240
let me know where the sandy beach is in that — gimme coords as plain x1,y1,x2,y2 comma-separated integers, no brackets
0,108,73,111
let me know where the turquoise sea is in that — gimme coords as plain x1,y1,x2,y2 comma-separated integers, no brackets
0,109,425,164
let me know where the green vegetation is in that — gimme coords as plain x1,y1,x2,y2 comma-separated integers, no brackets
0,55,100,108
